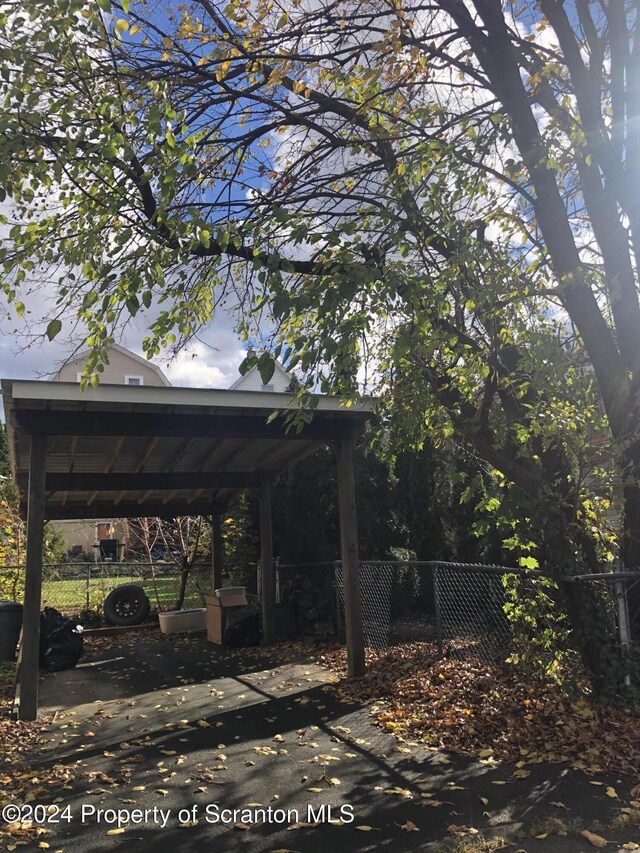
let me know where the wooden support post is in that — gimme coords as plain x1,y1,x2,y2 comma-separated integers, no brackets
211,511,224,591
260,479,276,645
19,434,46,721
335,436,365,677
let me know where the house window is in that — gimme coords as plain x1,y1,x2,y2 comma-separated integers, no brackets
261,384,274,392
125,375,144,386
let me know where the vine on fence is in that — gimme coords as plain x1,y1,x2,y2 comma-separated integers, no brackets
501,573,581,688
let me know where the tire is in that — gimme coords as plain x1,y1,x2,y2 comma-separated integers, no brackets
104,584,151,626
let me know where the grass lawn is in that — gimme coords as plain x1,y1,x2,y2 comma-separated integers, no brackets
41,569,211,618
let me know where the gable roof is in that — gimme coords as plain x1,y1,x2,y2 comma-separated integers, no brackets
229,358,292,390
57,343,171,386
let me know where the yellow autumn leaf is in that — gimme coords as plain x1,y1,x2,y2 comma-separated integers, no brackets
606,786,618,798
107,828,126,835
114,19,128,33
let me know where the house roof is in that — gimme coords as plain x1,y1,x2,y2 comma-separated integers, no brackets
1,379,373,520
228,359,292,390
56,343,172,386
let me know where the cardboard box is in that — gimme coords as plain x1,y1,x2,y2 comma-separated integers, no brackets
203,588,248,644
203,593,224,644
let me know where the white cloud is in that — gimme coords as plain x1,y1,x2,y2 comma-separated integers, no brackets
161,335,246,388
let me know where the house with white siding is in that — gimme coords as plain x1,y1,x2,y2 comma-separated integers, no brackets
51,345,292,558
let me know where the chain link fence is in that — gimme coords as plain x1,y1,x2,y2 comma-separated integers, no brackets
0,561,214,624
274,561,640,676
564,571,640,666
335,561,527,663
2,558,638,672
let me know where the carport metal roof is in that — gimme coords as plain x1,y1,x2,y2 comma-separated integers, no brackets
1,379,374,520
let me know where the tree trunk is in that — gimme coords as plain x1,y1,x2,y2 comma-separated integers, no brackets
175,557,191,610
622,447,640,642
540,508,631,699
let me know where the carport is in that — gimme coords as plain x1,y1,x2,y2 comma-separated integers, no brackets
1,379,373,720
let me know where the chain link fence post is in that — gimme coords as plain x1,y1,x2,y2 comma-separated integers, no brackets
615,579,632,652
433,563,443,657
85,564,91,611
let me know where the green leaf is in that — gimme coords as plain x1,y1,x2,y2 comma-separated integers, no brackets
258,355,276,385
46,319,62,341
126,295,139,316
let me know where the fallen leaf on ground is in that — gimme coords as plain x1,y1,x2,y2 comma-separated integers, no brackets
580,829,609,848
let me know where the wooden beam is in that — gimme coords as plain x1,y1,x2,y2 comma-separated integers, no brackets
212,512,224,591
162,488,179,505
213,439,253,470
135,436,159,473
68,435,78,473
163,437,195,472
335,436,365,677
104,436,125,474
260,479,276,645
193,440,220,472
11,409,360,441
137,489,153,505
86,490,98,506
19,434,47,720
40,499,221,520
25,471,271,492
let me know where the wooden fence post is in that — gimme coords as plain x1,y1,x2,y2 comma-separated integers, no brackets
260,479,276,644
335,436,365,677
211,511,224,591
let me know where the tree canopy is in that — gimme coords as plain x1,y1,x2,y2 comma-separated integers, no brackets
1,0,639,588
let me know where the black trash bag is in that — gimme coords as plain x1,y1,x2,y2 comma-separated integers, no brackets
223,610,260,648
40,608,84,672
40,607,65,651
